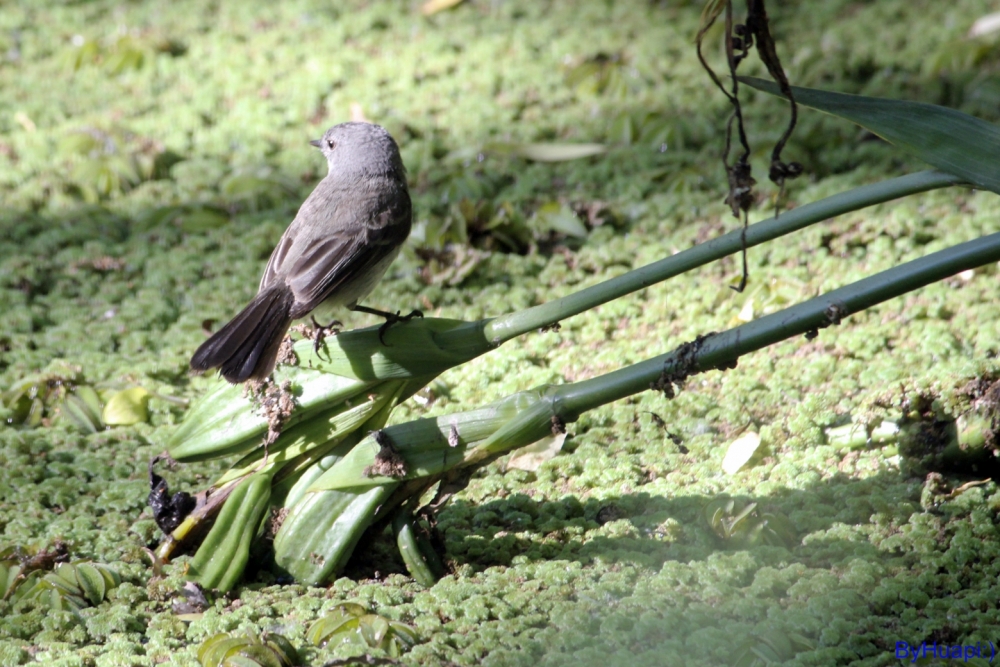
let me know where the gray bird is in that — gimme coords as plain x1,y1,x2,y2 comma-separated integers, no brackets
191,122,415,383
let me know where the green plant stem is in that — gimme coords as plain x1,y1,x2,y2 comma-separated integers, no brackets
477,170,964,345
552,230,1000,419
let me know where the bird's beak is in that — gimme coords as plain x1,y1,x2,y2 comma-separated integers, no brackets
309,139,322,148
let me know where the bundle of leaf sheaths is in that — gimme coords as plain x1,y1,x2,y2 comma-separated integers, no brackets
157,317,556,590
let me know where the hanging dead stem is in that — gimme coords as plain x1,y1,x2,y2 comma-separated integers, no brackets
695,0,802,290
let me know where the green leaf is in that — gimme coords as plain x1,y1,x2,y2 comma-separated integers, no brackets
199,634,249,667
307,606,365,646
187,473,272,592
739,76,1000,194
73,563,107,606
179,208,230,233
511,143,606,162
167,369,371,462
232,645,284,667
273,484,396,586
309,388,552,491
102,387,150,426
534,202,588,238
58,132,104,157
0,561,22,597
211,381,405,487
393,510,444,587
721,431,761,474
262,634,298,666
62,390,103,433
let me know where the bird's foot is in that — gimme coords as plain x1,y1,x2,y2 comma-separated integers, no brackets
310,315,343,357
376,309,424,345
349,304,424,345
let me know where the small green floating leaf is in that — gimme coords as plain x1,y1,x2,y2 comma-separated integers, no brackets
534,203,588,238
511,143,606,162
196,631,299,667
731,629,816,667
307,604,367,646
739,76,1000,194
198,634,249,667
72,563,108,606
721,430,762,475
14,562,120,610
261,634,298,667
0,560,22,598
231,645,283,667
62,386,104,433
178,208,230,233
102,387,151,426
307,605,418,655
421,0,465,15
704,496,797,548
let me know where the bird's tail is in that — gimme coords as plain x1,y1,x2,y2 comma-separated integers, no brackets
190,285,295,383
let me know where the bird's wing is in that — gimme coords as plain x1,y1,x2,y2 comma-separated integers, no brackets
281,205,411,316
259,230,294,292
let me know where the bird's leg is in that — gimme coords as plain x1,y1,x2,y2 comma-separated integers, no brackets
349,304,424,345
309,315,343,357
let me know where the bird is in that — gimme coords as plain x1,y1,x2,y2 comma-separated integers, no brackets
190,122,416,384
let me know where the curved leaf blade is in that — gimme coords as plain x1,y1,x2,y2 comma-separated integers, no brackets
739,75,999,194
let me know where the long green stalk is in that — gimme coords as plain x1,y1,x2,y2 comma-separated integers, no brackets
472,170,964,345
554,231,1000,418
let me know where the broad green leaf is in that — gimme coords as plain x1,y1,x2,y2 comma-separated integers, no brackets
73,563,107,605
697,0,728,37
394,510,444,587
198,634,248,666
0,561,22,597
263,634,299,666
273,484,396,586
721,430,761,474
485,142,606,162
506,432,565,471
534,202,588,238
421,0,465,15
187,473,272,592
231,645,283,667
739,76,1000,194
514,143,606,162
167,368,371,462
58,132,103,156
102,387,150,426
62,390,103,433
178,208,230,233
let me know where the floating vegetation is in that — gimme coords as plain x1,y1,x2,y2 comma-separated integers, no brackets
57,126,173,202
197,631,298,667
307,604,419,657
730,629,816,667
564,51,637,98
703,496,797,549
61,32,186,74
1,360,151,430
7,561,121,611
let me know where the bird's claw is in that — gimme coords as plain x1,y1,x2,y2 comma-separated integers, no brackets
376,309,423,345
310,315,343,357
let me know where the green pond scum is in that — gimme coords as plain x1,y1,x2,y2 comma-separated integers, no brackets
1,0,1000,664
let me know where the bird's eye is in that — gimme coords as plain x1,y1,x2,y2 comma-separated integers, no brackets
326,139,335,149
